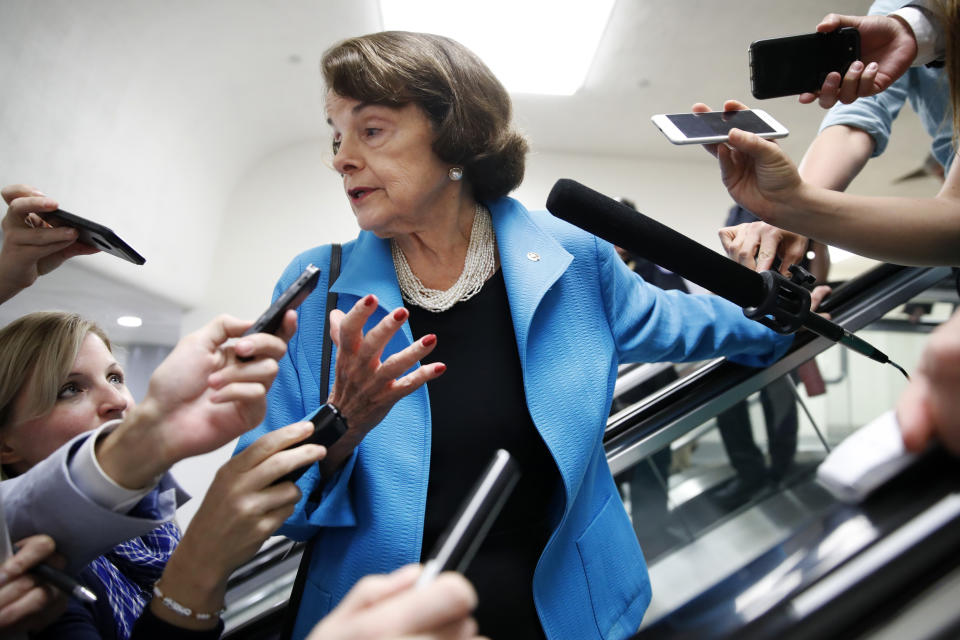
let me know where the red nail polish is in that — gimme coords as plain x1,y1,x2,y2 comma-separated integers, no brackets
422,334,436,347
393,308,408,322
434,363,446,374
364,295,376,307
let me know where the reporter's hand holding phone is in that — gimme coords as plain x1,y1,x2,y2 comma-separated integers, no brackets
306,565,481,640
150,422,326,630
97,311,298,490
800,12,917,108
694,99,805,228
0,535,67,633
0,184,98,304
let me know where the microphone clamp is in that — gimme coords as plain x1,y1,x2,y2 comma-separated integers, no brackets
743,264,840,338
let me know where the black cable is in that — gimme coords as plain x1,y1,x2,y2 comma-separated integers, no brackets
889,360,910,380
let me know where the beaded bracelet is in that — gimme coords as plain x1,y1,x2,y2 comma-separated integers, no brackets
153,582,226,621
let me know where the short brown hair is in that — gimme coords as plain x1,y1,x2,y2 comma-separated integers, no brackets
0,312,112,430
322,31,528,201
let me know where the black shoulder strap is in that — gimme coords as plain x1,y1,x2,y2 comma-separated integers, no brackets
280,243,341,640
319,243,341,399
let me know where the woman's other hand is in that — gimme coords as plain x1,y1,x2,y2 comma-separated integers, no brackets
0,535,67,633
899,308,960,456
799,13,918,108
151,422,326,629
0,184,99,304
323,294,444,473
307,565,481,640
695,100,806,227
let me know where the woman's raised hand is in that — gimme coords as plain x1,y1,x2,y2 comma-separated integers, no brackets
323,294,444,473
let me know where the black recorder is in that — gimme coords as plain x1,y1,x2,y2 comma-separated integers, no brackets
272,403,349,485
416,449,521,586
40,209,145,265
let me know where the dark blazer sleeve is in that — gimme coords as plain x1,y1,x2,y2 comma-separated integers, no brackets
2,432,182,574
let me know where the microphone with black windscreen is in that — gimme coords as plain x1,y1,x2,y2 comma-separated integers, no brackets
545,178,907,378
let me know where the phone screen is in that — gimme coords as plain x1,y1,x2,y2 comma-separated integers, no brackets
665,111,774,139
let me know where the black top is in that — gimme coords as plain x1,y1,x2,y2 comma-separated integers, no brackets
409,268,558,640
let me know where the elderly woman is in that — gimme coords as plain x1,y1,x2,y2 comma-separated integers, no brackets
238,31,792,640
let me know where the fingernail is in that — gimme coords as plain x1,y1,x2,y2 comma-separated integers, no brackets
364,295,376,307
866,61,878,71
0,570,9,586
235,339,253,354
30,189,47,196
434,363,446,374
393,308,408,322
422,334,436,347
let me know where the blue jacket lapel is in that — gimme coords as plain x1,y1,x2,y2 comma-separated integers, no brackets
490,198,572,365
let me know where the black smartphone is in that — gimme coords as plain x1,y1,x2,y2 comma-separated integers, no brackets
416,449,521,586
243,264,320,338
39,209,145,265
273,404,350,485
750,27,861,99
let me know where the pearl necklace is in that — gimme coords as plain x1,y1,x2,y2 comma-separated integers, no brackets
391,204,495,313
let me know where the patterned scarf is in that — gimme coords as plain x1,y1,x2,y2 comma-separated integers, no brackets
88,491,182,640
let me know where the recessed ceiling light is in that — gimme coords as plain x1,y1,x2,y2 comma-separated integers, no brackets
117,315,143,328
379,0,615,96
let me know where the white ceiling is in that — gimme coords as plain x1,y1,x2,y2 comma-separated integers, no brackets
0,0,930,345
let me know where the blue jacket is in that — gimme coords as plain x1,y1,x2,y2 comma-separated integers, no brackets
237,197,791,640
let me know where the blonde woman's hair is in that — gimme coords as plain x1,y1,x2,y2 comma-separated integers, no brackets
0,312,111,430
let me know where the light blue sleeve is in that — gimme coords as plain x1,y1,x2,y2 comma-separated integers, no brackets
597,238,792,368
818,73,911,159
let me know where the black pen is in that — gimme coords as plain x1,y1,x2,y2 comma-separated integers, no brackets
19,555,97,604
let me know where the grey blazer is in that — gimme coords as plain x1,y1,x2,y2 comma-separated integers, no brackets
1,431,186,574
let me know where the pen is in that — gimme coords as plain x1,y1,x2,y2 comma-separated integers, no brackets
21,556,97,604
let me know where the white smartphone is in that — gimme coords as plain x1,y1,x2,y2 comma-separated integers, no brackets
651,109,789,145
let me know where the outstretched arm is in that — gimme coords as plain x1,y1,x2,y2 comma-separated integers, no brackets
701,100,960,266
717,124,873,274
95,311,298,490
147,423,325,630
